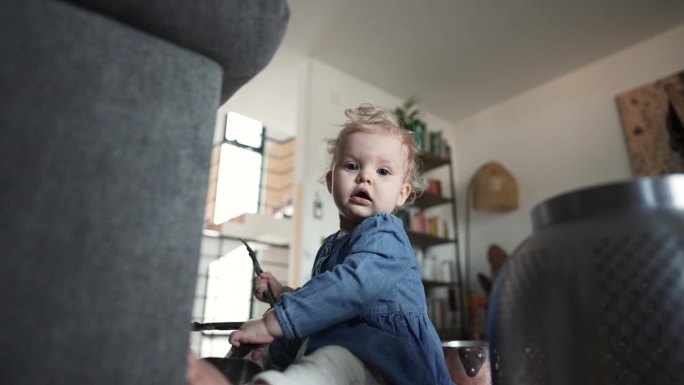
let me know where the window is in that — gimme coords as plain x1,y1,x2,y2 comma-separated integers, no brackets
213,112,265,224
192,111,295,355
199,244,253,356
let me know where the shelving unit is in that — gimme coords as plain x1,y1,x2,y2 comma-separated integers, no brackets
403,151,465,340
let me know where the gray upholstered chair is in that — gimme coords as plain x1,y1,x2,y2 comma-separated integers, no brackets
0,1,288,384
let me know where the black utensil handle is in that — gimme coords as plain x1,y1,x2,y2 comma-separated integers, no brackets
265,285,277,307
192,321,244,331
227,343,256,358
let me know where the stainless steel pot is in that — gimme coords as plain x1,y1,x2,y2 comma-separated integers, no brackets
202,357,262,385
489,175,684,385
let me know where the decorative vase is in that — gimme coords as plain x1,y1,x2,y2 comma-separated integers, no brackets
488,175,684,385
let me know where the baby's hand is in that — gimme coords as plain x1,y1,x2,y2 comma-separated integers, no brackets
229,319,274,346
254,272,283,303
229,318,275,360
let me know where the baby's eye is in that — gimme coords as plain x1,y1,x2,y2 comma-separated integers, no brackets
377,168,391,176
343,162,359,171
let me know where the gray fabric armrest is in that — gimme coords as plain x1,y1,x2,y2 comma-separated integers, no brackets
65,0,290,101
1,0,223,383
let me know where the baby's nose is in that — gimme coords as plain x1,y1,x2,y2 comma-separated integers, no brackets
356,170,372,184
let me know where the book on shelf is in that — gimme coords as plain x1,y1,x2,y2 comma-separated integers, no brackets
427,296,455,330
426,179,442,196
426,130,450,158
440,260,454,282
428,131,442,156
421,255,457,283
412,210,427,233
427,217,440,237
420,254,434,280
410,121,427,150
447,287,458,312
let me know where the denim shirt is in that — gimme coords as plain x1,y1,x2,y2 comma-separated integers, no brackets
272,213,454,385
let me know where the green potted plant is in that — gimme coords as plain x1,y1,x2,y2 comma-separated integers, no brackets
393,95,426,149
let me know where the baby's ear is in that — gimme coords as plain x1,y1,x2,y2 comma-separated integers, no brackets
396,182,412,207
325,171,333,193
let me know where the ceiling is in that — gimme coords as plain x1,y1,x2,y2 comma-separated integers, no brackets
279,0,684,123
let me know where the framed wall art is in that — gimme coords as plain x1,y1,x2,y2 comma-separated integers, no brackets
616,70,684,176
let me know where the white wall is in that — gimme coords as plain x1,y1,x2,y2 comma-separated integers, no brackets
218,48,305,138
448,22,684,297
295,60,456,283
212,48,309,287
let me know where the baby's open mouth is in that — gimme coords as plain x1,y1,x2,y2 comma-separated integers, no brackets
354,190,371,201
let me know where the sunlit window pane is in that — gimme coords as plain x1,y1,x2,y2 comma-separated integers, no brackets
213,144,262,224
225,111,263,148
203,247,252,323
200,247,253,357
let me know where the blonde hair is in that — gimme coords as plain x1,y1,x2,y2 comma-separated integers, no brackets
323,103,425,204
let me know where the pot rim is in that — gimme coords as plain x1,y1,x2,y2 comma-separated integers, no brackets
531,174,684,230
441,340,488,348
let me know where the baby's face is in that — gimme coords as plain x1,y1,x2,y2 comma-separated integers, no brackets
326,131,411,231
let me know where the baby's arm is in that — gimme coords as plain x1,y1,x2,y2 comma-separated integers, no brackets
254,272,296,303
274,217,414,340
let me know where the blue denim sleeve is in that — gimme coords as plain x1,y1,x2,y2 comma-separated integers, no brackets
274,214,414,339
